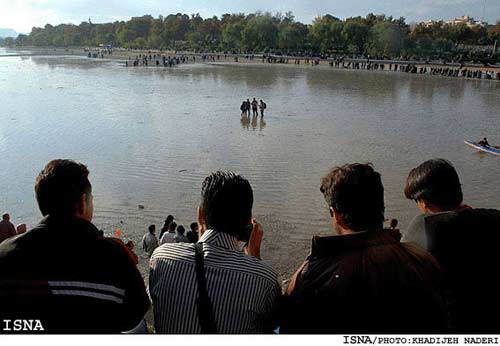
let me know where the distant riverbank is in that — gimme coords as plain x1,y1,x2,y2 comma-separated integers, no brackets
4,46,500,73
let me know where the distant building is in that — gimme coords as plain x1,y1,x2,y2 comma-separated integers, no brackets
446,15,487,28
423,20,437,28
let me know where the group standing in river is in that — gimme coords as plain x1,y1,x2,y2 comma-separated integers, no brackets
240,98,267,118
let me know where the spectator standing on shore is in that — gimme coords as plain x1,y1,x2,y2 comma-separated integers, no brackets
174,225,189,243
280,163,446,334
160,221,177,245
0,159,150,333
142,224,159,257
159,215,174,240
0,213,16,244
149,171,281,333
186,222,199,243
403,158,500,332
259,100,267,118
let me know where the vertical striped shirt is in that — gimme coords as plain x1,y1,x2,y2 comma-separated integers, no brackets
149,229,281,334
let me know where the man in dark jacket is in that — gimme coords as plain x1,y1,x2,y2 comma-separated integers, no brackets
403,158,500,332
0,159,150,333
280,163,446,334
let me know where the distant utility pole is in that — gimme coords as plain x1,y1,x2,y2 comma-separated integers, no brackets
89,18,92,25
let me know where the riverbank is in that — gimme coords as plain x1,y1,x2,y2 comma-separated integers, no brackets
4,46,500,73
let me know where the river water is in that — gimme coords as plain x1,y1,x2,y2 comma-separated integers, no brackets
1,49,500,275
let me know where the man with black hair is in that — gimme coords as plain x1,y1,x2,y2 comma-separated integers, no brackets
0,159,150,333
142,224,159,257
186,222,199,243
404,158,500,332
280,163,446,334
149,171,280,333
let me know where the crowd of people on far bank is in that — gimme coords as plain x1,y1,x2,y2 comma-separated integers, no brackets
328,59,500,80
240,98,267,118
1,158,500,334
125,53,195,67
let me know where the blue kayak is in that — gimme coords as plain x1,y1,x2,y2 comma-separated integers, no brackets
464,140,500,156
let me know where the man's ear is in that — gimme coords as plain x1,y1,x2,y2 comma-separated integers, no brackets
332,208,347,229
198,207,206,235
329,207,334,218
74,194,86,219
417,199,441,213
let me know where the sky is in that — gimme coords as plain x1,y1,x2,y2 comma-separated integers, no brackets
1,0,499,34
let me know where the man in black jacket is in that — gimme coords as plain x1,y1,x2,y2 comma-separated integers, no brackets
0,159,150,333
404,158,500,332
280,163,446,334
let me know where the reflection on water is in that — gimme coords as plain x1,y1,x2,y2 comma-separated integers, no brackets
1,53,500,273
240,115,266,131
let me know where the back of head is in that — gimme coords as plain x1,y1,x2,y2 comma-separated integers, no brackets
200,171,253,237
148,224,156,234
35,159,91,217
404,159,463,211
2,213,9,221
169,222,177,232
177,225,185,235
190,222,198,231
320,163,385,232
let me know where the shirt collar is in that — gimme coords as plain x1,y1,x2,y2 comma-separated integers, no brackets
310,228,402,259
198,229,240,250
39,214,101,237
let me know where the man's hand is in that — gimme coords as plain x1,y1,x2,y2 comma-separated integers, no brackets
247,218,263,259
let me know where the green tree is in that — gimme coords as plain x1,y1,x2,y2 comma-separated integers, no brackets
367,21,404,57
342,18,369,54
309,15,341,53
3,37,15,46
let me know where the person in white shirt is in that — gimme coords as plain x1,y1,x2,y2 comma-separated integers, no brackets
159,222,176,245
142,224,159,257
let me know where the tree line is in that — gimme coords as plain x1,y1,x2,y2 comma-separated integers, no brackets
3,12,500,62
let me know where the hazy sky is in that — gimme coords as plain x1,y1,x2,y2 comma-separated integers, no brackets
1,0,499,33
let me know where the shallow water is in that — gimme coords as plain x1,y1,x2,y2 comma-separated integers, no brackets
1,49,500,272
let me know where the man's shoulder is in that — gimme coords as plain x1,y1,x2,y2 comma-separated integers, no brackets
210,247,278,283
151,242,195,262
402,214,427,248
151,242,278,284
0,223,46,258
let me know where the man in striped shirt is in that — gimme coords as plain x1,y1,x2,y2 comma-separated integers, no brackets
149,171,281,334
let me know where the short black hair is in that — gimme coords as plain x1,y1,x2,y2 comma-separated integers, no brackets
404,159,463,210
35,159,92,217
200,171,253,237
190,222,198,231
148,224,156,233
169,222,177,232
177,225,185,235
320,163,385,232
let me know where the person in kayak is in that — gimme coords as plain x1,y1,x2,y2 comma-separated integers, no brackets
478,137,490,146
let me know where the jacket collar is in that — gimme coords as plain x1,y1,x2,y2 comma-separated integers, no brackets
39,215,101,238
310,228,402,259
198,229,239,250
